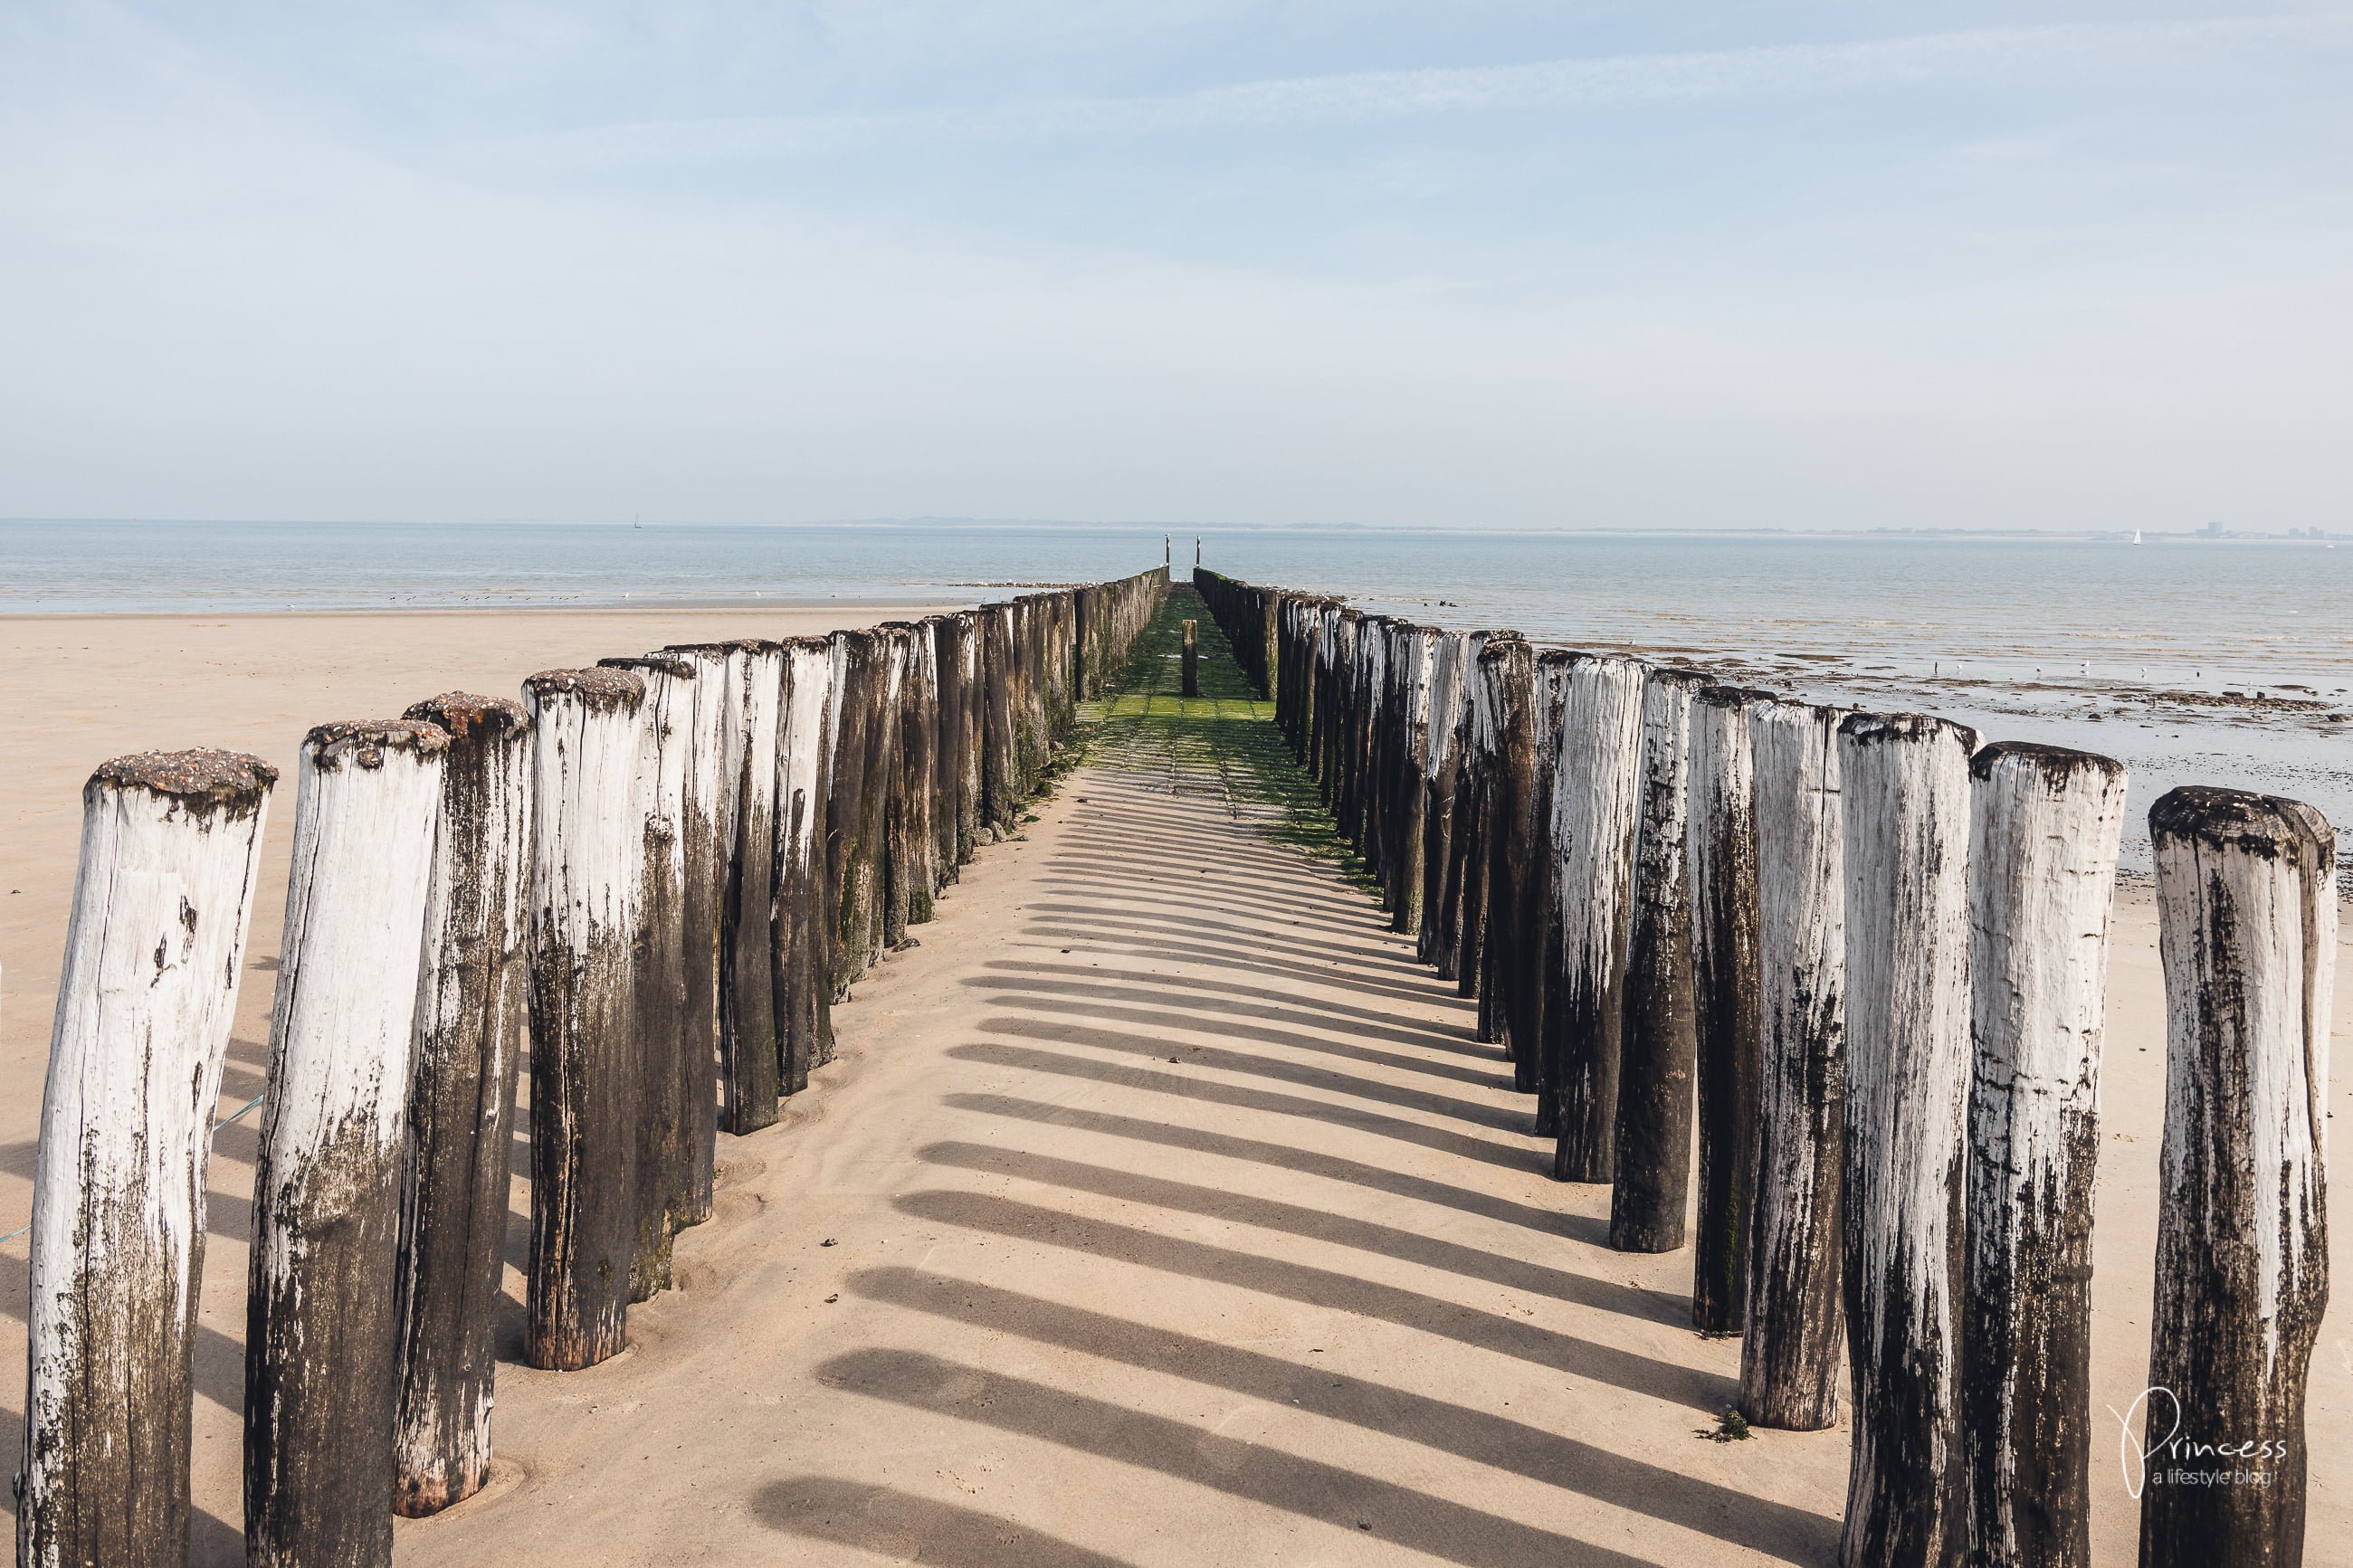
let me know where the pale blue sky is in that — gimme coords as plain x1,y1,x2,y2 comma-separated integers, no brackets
4,3,2347,530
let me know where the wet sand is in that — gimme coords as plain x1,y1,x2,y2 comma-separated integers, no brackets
0,610,2348,1564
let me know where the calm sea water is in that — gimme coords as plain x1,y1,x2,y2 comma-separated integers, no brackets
7,521,2348,870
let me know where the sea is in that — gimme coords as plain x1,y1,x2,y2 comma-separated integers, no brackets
5,519,2348,879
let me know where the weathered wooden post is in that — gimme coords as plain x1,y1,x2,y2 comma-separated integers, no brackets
1961,743,2126,1568
1687,686,1767,1334
521,668,644,1372
19,751,274,1568
1181,619,1199,697
723,639,785,1132
598,653,697,1297
2140,786,2335,1566
1419,632,1470,974
1544,651,1645,1183
1390,626,1437,936
1611,665,1709,1252
391,695,532,1517
246,719,447,1568
1475,638,1538,1067
1837,710,1977,1567
1739,698,1850,1430
657,642,732,1230
776,636,836,1089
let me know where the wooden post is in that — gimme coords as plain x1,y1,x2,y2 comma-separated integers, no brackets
1419,632,1470,973
775,636,836,1089
597,654,697,1299
1688,686,1767,1334
2140,786,2334,1566
1739,698,1850,1430
1837,709,1977,1567
1450,628,1499,1001
722,640,784,1133
1181,619,1199,697
1962,743,2126,1568
1390,626,1436,936
19,751,274,1568
656,643,732,1230
245,719,446,1568
521,668,644,1372
1543,651,1644,1183
1474,639,1537,1065
391,695,532,1517
1611,665,1710,1252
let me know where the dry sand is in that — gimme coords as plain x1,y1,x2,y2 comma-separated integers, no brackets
1,610,2348,1565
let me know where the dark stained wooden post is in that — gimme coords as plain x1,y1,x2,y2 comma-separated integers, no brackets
722,640,785,1133
1612,665,1710,1252
1450,628,1500,1002
1687,686,1767,1334
1419,632,1471,974
1740,697,1851,1430
2140,786,2335,1567
1544,651,1645,1183
391,695,533,1516
1522,651,1571,1107
597,654,697,1298
18,751,274,1568
1390,626,1437,936
521,667,644,1373
775,636,837,1089
245,719,447,1568
1962,743,2126,1568
1474,638,1537,1066
658,642,732,1229
1837,710,1977,1568
1181,619,1199,697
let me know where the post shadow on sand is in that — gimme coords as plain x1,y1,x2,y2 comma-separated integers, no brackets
962,970,1491,1069
848,1265,1834,1563
949,1036,1536,1174
752,1476,1140,1568
1021,911,1445,1003
984,955,1481,1049
890,1187,1729,1408
913,1139,1672,1323
969,1008,1530,1136
944,1091,1593,1240
814,1346,1662,1568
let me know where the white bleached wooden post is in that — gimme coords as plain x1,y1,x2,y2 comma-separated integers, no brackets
775,636,837,1092
1612,664,1709,1252
521,668,645,1372
18,751,274,1568
657,641,735,1229
245,719,447,1568
598,653,697,1302
1688,686,1766,1334
723,639,785,1132
2141,786,2335,1567
1544,651,1645,1183
1836,709,1977,1568
390,695,533,1518
1739,698,1850,1430
1961,742,2125,1568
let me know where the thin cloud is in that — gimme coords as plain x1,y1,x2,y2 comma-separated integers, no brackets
506,14,2349,167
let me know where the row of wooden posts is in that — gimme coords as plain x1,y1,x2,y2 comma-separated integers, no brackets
1192,568,2335,1568
18,569,1168,1568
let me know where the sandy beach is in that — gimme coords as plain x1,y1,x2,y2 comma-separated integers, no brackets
2,607,2348,1565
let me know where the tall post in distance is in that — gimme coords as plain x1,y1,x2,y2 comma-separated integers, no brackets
391,695,533,1516
1612,665,1708,1252
245,720,446,1568
1181,619,1199,697
1688,686,1766,1333
1837,710,1977,1568
1740,698,1850,1430
19,751,274,1568
521,668,645,1372
1962,743,2125,1568
2141,786,2334,1568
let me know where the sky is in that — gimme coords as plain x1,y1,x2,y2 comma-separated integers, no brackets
2,3,2348,531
